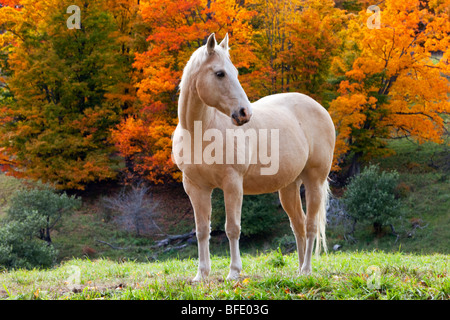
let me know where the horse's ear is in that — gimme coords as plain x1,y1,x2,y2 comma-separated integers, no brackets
219,33,229,51
206,33,216,55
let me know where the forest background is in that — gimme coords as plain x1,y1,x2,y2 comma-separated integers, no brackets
0,0,449,277
0,0,448,189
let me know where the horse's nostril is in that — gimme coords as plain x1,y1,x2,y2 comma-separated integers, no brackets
239,108,247,118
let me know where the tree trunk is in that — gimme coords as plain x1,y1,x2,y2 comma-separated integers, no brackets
373,222,382,236
45,217,52,245
349,152,362,178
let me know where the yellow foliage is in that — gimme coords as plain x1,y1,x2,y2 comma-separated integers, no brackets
329,0,450,170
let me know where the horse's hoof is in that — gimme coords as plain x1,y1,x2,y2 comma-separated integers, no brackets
192,275,202,282
300,267,312,275
192,270,209,282
226,271,240,281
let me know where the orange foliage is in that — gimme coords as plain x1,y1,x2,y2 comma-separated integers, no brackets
1,0,449,188
0,0,21,7
329,0,450,170
243,0,344,102
111,117,180,184
112,0,256,183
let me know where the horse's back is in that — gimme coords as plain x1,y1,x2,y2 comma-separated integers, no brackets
252,92,331,124
252,92,335,173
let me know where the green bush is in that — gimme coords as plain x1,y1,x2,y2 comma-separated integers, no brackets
211,189,281,237
342,164,400,235
0,211,58,269
6,185,81,244
0,185,81,269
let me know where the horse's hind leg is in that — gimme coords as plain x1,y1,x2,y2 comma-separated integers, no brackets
279,180,306,272
183,176,213,282
301,170,329,275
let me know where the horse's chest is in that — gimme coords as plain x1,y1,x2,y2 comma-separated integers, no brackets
181,163,233,188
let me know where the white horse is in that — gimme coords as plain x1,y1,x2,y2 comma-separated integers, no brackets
172,33,335,281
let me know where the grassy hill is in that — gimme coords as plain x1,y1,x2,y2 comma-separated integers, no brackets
0,136,448,300
30,137,445,265
50,137,448,261
0,251,448,300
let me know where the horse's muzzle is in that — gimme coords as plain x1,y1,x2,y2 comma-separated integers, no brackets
231,107,252,126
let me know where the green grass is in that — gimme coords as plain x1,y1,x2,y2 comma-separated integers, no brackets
0,134,448,301
0,251,448,300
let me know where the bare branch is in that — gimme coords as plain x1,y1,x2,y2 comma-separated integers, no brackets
101,182,161,237
389,224,400,244
95,239,129,250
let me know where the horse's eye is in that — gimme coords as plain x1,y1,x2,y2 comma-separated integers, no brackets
215,71,225,78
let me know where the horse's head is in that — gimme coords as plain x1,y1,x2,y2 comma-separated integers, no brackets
194,33,252,126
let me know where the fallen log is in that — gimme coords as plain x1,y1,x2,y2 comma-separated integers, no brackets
152,231,196,249
96,231,196,254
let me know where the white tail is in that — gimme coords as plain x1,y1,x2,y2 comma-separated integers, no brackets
315,179,330,256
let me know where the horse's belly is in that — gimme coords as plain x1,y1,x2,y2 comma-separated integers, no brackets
243,176,292,194
242,155,306,194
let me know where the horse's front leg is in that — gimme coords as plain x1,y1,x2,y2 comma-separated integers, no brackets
223,178,244,280
183,177,213,282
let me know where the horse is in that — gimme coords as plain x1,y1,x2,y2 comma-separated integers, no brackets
172,33,335,281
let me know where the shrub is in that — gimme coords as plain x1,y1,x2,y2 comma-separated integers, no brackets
342,164,400,235
0,185,81,269
6,185,81,244
211,189,281,237
0,211,58,269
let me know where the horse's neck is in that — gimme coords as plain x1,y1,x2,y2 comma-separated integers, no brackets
178,86,213,133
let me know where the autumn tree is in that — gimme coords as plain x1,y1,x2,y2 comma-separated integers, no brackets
2,0,447,188
329,0,450,175
247,0,345,103
0,0,136,189
111,0,257,184
111,0,349,184
103,0,143,115
279,0,345,103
